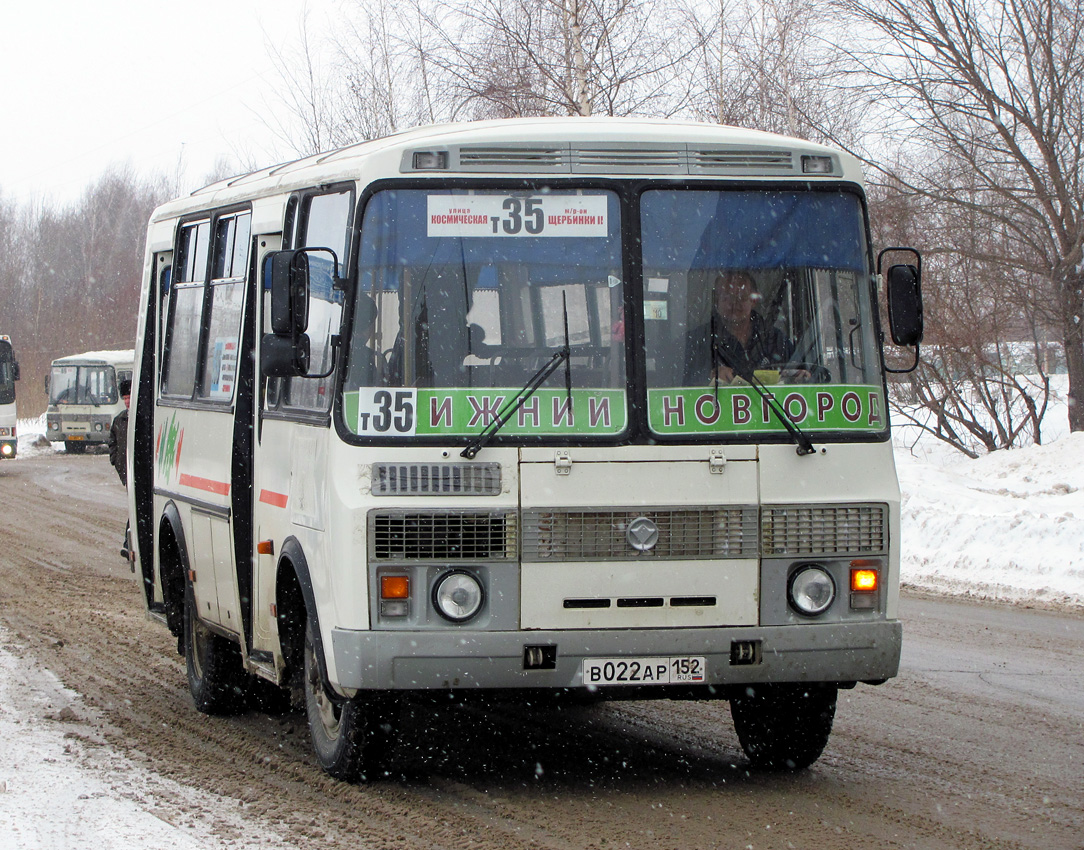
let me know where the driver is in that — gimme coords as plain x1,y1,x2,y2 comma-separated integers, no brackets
683,270,802,384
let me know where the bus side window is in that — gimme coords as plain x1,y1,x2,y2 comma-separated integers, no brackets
157,260,172,369
283,187,353,413
198,212,250,402
162,220,210,397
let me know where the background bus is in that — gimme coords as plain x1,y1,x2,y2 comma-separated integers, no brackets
46,350,134,453
130,118,922,781
0,335,19,459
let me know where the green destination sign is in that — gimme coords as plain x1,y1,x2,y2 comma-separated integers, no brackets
344,388,628,436
647,385,886,435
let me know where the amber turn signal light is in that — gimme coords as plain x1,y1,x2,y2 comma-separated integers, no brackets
850,568,878,592
380,575,410,599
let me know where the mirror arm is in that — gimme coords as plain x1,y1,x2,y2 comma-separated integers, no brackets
884,343,920,374
305,335,341,380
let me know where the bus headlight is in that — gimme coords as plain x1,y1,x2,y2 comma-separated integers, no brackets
432,570,484,622
788,565,836,616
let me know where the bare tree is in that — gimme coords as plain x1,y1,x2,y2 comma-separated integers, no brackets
886,240,1056,456
835,0,1084,431
263,9,357,157
3,168,168,414
871,148,1061,454
421,0,703,119
337,0,441,137
263,1,446,156
684,0,861,143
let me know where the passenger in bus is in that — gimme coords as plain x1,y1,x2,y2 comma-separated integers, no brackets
346,293,386,388
684,270,805,384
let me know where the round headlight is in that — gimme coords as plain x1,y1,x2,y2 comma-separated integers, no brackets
788,565,836,616
432,571,484,622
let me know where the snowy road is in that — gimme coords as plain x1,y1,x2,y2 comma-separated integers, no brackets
1,450,1082,849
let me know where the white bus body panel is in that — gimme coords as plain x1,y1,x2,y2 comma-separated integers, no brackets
519,454,760,629
758,440,902,619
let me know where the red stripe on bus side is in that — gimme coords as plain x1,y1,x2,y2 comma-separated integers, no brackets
178,474,231,496
259,490,289,509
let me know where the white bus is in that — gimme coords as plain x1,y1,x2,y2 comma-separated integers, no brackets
129,118,923,780
0,335,19,459
46,350,134,453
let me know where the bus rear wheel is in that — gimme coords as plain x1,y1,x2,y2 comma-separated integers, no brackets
184,591,248,715
304,616,394,782
729,682,837,770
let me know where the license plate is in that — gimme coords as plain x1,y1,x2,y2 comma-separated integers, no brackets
67,434,85,440
582,656,706,686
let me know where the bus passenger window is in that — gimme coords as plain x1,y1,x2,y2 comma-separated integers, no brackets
198,213,250,402
162,220,209,397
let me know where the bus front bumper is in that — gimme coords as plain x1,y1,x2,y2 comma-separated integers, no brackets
330,620,902,693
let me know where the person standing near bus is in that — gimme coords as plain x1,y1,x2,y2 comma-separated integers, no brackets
109,378,131,561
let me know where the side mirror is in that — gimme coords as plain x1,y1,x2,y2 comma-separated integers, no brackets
886,263,923,346
261,247,337,378
12,361,19,381
261,332,311,378
877,247,924,348
267,250,312,335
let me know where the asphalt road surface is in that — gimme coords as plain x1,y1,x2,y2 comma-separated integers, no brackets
1,449,1082,850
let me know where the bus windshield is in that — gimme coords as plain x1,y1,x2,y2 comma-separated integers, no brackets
50,365,118,406
640,188,884,437
343,188,627,438
0,341,15,406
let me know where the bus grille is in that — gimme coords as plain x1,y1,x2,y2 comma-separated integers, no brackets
521,507,759,561
691,148,795,173
369,510,517,561
371,463,501,496
761,504,887,556
458,146,568,171
443,145,806,176
572,148,687,173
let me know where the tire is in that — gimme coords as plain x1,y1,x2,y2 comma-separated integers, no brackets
730,683,837,770
184,590,249,715
304,615,394,782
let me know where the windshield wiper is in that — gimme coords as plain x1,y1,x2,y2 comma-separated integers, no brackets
710,324,816,457
461,294,573,459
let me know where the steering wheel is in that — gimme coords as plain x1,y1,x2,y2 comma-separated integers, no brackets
779,363,832,383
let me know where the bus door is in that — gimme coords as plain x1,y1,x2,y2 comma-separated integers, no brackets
250,188,353,656
159,212,250,636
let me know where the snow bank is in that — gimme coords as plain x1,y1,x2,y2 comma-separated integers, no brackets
0,630,287,850
896,433,1084,607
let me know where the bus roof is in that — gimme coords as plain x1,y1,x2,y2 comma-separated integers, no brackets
150,117,865,222
51,349,135,368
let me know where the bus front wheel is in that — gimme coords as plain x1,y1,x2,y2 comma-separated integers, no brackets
729,682,837,770
184,591,248,715
304,616,394,782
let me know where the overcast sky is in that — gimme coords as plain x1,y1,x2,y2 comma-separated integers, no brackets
0,0,336,205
